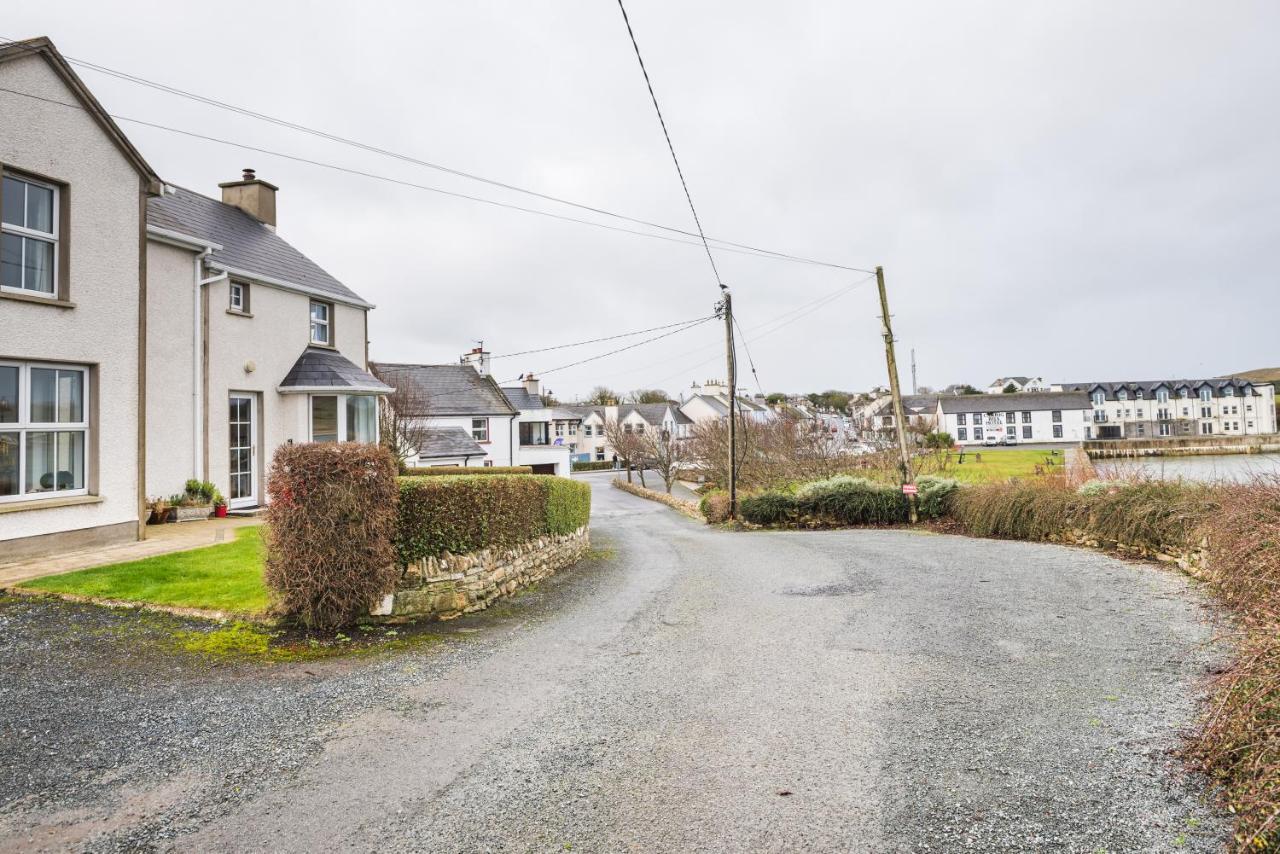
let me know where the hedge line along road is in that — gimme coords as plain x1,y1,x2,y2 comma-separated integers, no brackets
0,474,1230,852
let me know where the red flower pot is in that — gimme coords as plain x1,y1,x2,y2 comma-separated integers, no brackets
214,505,228,518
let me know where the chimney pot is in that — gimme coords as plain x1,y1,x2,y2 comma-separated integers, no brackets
243,168,256,181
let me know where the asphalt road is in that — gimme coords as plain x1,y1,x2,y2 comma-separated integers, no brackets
0,479,1229,852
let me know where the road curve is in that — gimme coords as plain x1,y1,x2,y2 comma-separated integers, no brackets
0,475,1229,852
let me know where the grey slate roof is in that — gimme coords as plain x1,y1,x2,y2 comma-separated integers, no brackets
501,387,544,412
279,347,391,392
415,427,487,460
940,391,1090,414
1059,378,1261,400
870,395,939,417
369,363,516,416
148,186,371,307
554,403,691,425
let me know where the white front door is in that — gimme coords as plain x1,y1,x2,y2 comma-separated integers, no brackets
228,394,257,508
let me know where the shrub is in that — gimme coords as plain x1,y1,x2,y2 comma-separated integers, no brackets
572,460,616,472
403,465,532,476
794,475,908,526
264,443,399,630
700,490,731,523
915,476,959,519
544,477,592,535
949,481,1082,540
739,491,797,525
396,474,589,563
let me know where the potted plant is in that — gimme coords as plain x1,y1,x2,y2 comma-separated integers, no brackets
212,490,228,518
147,496,170,525
173,479,217,522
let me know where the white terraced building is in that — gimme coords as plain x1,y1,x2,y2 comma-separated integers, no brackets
1060,379,1277,440
936,392,1091,446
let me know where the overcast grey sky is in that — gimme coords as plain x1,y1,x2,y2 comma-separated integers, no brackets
11,2,1280,398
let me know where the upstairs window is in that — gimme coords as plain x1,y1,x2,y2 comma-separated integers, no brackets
956,413,966,426
309,300,332,345
1117,389,1128,402
1020,411,1031,423
1,175,58,297
1223,386,1235,397
1199,387,1212,402
471,418,489,442
1156,388,1169,403
1092,391,1105,406
229,281,249,313
1051,410,1062,423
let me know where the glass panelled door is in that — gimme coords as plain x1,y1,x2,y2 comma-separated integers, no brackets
228,394,256,508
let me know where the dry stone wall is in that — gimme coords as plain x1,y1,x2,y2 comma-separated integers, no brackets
373,526,590,621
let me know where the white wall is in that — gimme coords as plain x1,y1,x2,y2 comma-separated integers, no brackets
946,407,1088,445
416,414,516,467
0,53,143,542
144,240,197,498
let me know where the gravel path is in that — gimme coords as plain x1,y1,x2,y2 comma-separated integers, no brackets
0,480,1230,852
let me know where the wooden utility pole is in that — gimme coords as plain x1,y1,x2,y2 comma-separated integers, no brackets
876,266,918,523
723,289,737,518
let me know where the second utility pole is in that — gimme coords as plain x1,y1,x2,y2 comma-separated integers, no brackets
722,288,737,518
876,266,918,524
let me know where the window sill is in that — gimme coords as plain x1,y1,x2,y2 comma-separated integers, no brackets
0,494,102,514
0,290,75,309
308,342,338,350
226,309,254,318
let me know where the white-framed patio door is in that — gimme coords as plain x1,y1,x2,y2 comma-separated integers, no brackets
228,394,257,509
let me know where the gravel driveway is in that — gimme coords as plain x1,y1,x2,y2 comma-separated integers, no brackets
0,480,1229,852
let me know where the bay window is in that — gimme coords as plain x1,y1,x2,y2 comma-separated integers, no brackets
0,361,89,502
1,174,58,297
309,394,378,443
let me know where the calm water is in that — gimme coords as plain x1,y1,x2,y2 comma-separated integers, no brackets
1097,452,1280,483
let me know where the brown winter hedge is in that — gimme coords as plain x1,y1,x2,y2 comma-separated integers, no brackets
395,474,590,564
950,477,1279,851
264,443,399,630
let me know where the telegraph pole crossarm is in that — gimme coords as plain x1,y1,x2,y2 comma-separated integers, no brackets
876,266,918,524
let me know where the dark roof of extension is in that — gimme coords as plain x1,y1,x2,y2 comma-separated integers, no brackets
940,391,1091,414
278,347,391,392
871,394,939,416
369,363,517,416
147,185,371,307
414,427,487,460
0,38,162,193
1059,378,1262,398
500,387,544,411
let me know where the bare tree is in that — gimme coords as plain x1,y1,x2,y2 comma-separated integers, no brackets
602,418,646,486
369,365,433,468
637,426,689,493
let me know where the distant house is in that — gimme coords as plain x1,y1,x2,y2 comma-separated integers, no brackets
372,347,574,475
985,376,1053,395
1059,378,1277,440
865,395,940,438
569,403,693,464
678,380,772,424
938,392,1090,445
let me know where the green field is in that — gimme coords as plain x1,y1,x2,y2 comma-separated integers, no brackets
922,448,1067,484
21,526,268,614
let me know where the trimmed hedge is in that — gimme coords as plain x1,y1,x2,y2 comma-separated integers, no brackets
264,443,399,630
404,465,532,476
572,460,616,472
699,490,731,523
738,475,957,527
396,474,590,563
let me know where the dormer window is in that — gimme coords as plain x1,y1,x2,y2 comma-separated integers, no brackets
1,174,58,297
309,300,331,345
1156,388,1169,403
1180,388,1190,399
1199,387,1212,402
1223,386,1235,397
1117,390,1128,402
1134,389,1144,400
1092,390,1105,406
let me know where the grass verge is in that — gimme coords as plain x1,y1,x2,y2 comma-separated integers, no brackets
20,526,269,615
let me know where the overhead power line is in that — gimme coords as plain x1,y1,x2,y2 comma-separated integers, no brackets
490,314,714,360
0,35,874,275
612,2,725,289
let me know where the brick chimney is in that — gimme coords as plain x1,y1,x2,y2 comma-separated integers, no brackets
219,168,278,229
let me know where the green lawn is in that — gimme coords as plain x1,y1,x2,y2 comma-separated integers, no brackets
21,526,269,614
926,448,1067,484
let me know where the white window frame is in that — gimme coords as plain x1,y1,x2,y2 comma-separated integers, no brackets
471,418,489,442
0,360,90,503
229,280,248,313
309,300,332,346
1,174,59,299
308,393,378,443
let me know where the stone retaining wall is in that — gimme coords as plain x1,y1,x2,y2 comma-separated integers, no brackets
1045,527,1208,578
373,526,590,621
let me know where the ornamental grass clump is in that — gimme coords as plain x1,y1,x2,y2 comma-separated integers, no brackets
264,443,399,630
793,475,907,526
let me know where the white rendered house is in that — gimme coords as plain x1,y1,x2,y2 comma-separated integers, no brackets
1060,379,1277,440
938,392,1091,445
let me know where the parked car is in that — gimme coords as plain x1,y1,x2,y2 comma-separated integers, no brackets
982,434,999,446
1003,433,1019,445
